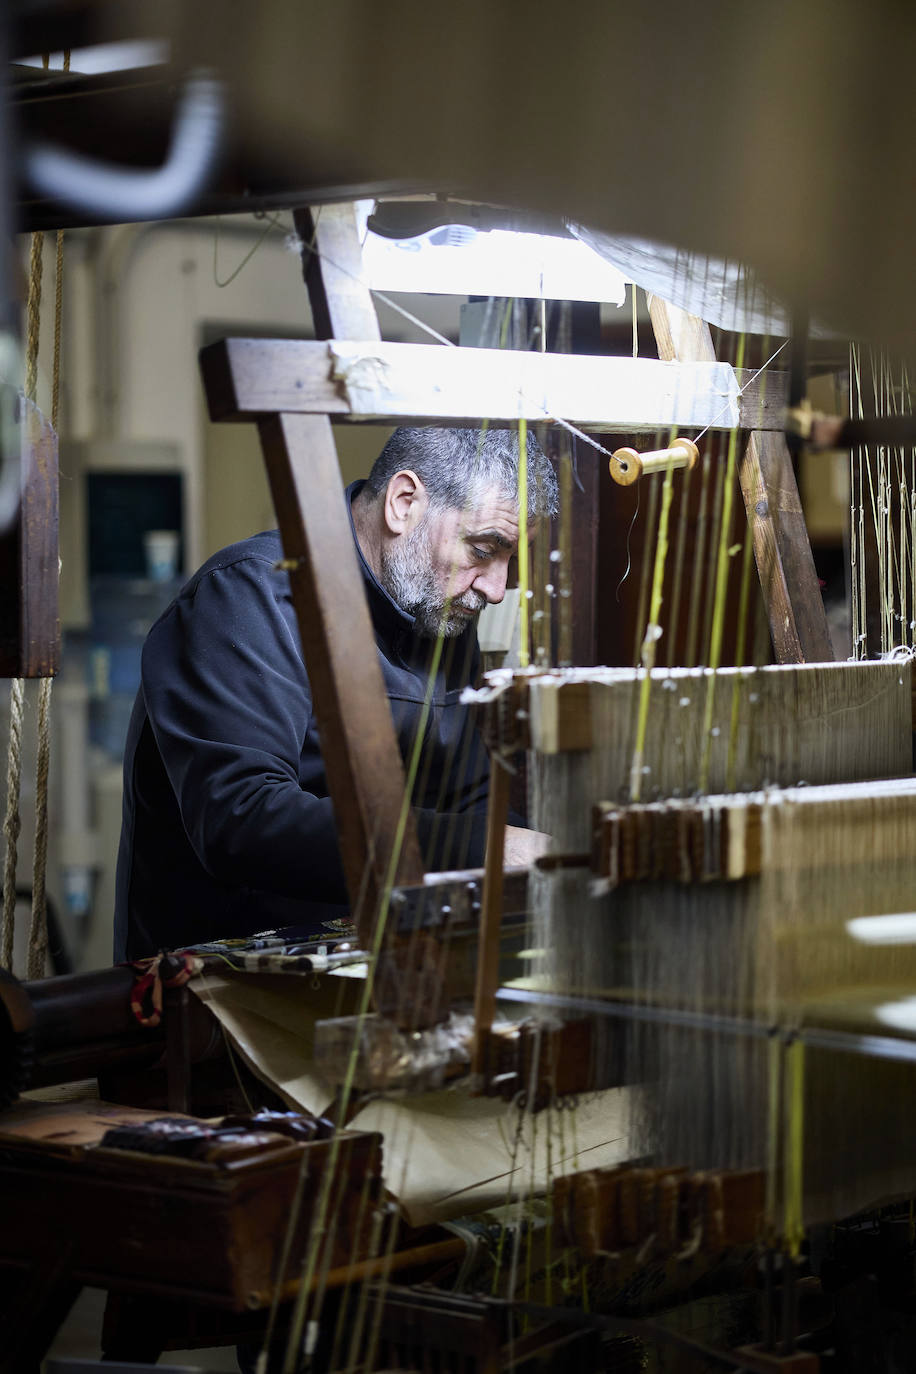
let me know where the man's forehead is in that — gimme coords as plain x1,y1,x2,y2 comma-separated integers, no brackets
456,487,522,530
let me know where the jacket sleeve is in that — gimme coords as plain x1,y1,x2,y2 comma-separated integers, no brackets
140,556,348,903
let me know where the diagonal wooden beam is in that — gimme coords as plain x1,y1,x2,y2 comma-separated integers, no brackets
647,295,833,663
737,430,834,662
294,204,382,344
256,411,424,945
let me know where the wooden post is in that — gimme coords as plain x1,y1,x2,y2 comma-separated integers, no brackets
647,295,833,664
0,395,59,677
294,204,381,344
647,295,717,366
256,411,424,945
737,431,834,663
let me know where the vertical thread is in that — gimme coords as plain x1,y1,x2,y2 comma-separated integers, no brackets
517,419,530,668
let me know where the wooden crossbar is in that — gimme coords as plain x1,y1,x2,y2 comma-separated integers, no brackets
201,337,788,433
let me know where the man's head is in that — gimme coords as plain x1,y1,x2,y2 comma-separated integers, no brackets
354,427,558,638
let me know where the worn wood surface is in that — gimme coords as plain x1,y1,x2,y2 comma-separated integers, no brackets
0,1109,381,1313
200,337,788,433
294,203,382,343
647,296,832,664
738,430,834,662
647,294,718,365
256,412,424,943
0,395,59,677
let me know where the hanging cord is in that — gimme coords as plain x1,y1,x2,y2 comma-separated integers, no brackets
3,58,67,977
27,676,53,979
1,212,46,972
27,101,68,980
23,232,44,403
1,680,24,971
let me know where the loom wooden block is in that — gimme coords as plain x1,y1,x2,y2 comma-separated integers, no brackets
696,1168,766,1250
528,677,593,753
523,661,912,802
571,1167,623,1256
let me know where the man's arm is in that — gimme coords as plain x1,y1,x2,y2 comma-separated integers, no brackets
141,555,348,903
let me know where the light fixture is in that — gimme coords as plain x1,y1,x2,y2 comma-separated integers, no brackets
360,201,627,305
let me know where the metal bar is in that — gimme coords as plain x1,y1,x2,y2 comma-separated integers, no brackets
496,985,916,1067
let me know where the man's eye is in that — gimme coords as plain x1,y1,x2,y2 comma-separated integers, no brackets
471,546,493,561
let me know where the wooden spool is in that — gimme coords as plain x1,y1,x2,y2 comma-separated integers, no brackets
609,437,699,486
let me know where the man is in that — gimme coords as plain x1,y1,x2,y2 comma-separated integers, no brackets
114,426,556,961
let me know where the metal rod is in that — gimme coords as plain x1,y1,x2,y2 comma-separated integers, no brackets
496,985,916,1066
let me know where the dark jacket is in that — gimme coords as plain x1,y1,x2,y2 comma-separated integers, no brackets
114,483,490,960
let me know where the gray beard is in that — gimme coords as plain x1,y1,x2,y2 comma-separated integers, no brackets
380,522,486,638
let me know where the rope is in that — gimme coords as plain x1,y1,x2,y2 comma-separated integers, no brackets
27,676,53,979
50,53,70,432
30,86,69,976
52,235,64,431
24,233,43,406
1,217,45,973
1,680,24,970
7,83,67,975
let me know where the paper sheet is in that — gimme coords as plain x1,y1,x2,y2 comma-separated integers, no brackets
191,972,636,1225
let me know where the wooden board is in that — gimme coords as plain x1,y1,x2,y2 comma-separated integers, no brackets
256,412,425,942
294,203,382,343
738,429,835,663
647,296,832,664
201,337,788,433
0,394,59,677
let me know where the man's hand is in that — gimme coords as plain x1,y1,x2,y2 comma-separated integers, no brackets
503,825,552,868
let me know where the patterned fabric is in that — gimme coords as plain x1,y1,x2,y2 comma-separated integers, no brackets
129,951,204,1027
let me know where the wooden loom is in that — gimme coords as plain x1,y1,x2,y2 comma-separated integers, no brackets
3,211,914,1371
190,226,916,1368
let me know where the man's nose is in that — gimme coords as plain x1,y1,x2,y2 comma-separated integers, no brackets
473,562,509,605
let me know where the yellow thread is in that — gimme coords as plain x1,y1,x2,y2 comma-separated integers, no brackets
783,1039,805,1258
629,438,677,801
700,334,746,792
518,418,530,668
764,1033,781,1243
558,443,573,666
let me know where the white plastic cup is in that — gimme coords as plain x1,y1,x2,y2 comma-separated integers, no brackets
143,528,180,582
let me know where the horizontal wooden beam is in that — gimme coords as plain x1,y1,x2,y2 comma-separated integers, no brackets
201,338,788,433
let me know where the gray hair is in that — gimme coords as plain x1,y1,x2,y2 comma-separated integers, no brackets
364,427,558,519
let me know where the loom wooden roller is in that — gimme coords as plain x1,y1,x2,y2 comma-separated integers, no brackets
608,437,699,486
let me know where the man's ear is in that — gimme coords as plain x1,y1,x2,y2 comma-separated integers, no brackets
384,469,429,535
